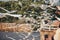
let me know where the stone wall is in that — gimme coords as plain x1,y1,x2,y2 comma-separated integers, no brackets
0,23,32,32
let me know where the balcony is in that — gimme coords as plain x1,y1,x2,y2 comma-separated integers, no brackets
41,25,58,31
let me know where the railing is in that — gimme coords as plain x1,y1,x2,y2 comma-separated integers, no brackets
41,26,58,31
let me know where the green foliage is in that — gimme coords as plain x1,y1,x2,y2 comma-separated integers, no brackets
0,0,54,23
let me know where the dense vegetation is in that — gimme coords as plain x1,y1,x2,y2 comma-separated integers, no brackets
0,0,44,22
0,0,56,31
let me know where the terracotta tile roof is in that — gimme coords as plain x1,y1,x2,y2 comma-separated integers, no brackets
51,20,60,27
56,6,60,10
56,6,60,15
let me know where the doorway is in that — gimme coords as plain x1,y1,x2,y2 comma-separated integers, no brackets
44,34,48,40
